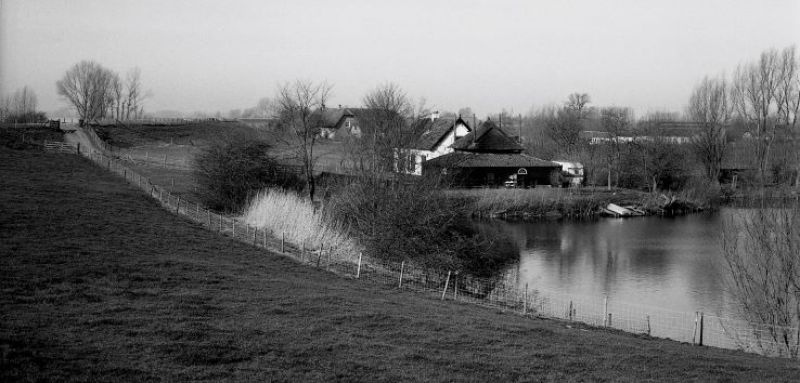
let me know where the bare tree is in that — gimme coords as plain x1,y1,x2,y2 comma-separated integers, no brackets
776,45,799,129
109,73,124,119
731,49,781,184
689,75,730,182
11,86,37,116
275,80,332,200
124,67,143,119
566,92,591,119
359,82,414,172
722,204,800,357
56,60,116,123
1,86,41,123
600,107,633,188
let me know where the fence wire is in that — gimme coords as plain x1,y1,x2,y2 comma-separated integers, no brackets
51,131,800,360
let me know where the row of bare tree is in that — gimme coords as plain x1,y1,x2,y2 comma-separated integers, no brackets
56,60,145,123
689,45,799,186
0,86,45,123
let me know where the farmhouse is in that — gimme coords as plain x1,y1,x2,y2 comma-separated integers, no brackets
397,115,473,174
316,107,362,139
405,118,561,187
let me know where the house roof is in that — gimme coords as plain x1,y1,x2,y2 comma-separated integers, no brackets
314,108,353,128
411,118,458,150
451,120,523,153
424,152,559,169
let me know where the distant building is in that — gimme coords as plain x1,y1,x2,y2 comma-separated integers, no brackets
398,116,472,174
553,161,584,187
401,118,560,187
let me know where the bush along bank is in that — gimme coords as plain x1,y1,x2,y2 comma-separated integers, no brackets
450,187,712,221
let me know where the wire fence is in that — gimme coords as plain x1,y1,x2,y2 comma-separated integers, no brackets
49,131,800,360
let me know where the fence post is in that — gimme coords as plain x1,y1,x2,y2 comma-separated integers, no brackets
699,312,704,346
569,301,573,321
398,261,404,288
607,313,612,327
523,283,528,314
441,271,451,301
604,296,609,327
453,272,458,300
76,142,80,154
281,232,285,253
176,196,181,214
646,315,651,336
693,312,698,345
356,252,362,278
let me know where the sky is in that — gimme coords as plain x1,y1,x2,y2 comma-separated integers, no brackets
1,0,799,118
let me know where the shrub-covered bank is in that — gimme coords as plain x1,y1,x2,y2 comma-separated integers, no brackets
450,186,712,221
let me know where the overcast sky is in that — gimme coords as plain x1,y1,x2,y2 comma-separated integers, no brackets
1,0,799,118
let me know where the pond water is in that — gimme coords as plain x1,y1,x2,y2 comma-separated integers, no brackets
494,209,741,318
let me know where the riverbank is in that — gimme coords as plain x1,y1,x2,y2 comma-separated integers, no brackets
449,187,709,221
4,148,800,381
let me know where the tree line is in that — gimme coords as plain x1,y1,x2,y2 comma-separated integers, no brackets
56,60,146,124
0,86,46,123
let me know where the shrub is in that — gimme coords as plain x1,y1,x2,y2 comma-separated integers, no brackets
325,174,517,277
194,136,302,212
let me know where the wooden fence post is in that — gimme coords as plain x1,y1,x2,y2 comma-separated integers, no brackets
281,232,285,253
699,312,704,346
608,313,612,327
569,301,573,321
646,315,651,336
604,296,609,327
356,252,362,278
523,283,528,314
441,271,451,301
76,142,80,154
453,273,459,300
398,261,404,288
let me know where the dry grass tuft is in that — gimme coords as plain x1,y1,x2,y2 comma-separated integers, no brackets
242,189,358,261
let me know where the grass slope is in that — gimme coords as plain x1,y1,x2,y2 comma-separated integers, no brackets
2,147,800,382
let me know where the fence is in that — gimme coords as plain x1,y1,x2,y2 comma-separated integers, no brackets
67,130,800,360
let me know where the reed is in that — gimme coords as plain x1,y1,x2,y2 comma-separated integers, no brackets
242,189,358,261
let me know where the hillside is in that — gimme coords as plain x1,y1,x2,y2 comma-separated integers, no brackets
2,147,800,382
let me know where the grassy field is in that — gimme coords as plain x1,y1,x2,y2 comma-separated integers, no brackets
3,149,800,381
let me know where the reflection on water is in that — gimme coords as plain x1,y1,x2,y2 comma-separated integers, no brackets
493,209,743,317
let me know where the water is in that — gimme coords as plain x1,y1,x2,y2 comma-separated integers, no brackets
495,209,741,318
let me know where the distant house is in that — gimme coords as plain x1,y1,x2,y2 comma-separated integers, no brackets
416,119,561,187
316,107,361,139
553,161,584,186
398,116,473,174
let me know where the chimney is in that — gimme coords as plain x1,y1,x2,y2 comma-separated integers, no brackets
430,110,439,121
